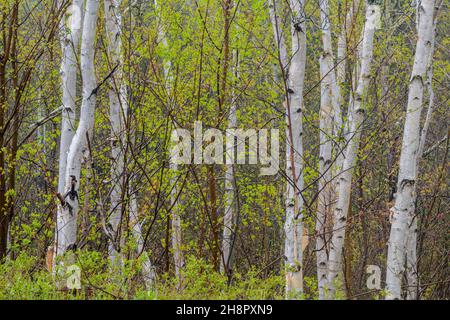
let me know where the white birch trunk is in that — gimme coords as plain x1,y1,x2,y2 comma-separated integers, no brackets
316,2,360,295
328,5,360,283
316,0,335,300
405,12,437,299
284,0,307,297
221,49,238,275
105,0,157,286
56,0,99,257
57,0,83,195
55,0,83,258
386,0,436,300
168,76,184,284
269,0,307,297
104,0,127,265
327,3,377,298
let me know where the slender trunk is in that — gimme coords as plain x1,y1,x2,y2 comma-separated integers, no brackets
327,3,377,298
386,0,436,300
55,0,84,262
284,0,307,297
316,0,335,300
328,0,361,299
105,0,127,265
105,0,157,285
268,0,307,297
56,0,99,257
405,217,418,299
221,49,238,275
405,4,438,299
220,0,235,276
57,0,84,198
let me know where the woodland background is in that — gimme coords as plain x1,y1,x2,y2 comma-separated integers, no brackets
0,0,448,300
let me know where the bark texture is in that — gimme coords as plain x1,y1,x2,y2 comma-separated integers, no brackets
327,3,377,298
386,0,436,300
56,0,99,257
55,0,83,259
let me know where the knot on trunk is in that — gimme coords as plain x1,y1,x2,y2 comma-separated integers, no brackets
64,175,78,216
292,17,304,32
399,179,415,191
66,243,77,252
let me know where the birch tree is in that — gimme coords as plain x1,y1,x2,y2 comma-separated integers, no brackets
104,0,127,265
221,41,239,277
56,0,100,257
386,0,437,300
315,0,361,299
104,0,156,288
58,0,83,197
316,0,336,300
327,2,378,298
404,0,441,300
217,0,236,277
269,0,307,296
55,0,83,259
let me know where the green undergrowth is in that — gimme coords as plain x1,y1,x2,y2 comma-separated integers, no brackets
0,252,294,300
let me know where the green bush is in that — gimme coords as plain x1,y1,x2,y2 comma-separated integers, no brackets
0,253,290,300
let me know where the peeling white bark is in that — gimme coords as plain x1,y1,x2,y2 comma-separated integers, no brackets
57,0,83,195
286,0,307,297
316,0,335,300
327,3,377,298
327,6,360,287
55,0,83,258
269,0,307,297
56,0,99,257
386,0,436,300
405,11,437,299
405,217,418,299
